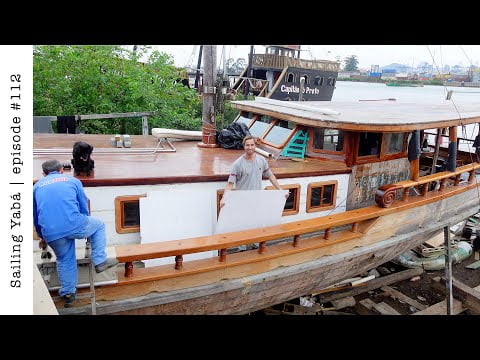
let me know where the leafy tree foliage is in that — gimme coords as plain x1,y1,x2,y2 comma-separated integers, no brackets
33,45,202,134
343,55,359,71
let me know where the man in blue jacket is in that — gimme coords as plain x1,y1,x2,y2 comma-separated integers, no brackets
33,159,118,307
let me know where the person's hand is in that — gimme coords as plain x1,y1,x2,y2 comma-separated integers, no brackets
220,198,225,208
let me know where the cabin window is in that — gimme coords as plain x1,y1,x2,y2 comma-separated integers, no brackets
115,195,146,233
312,128,344,152
383,132,406,154
314,76,323,86
358,132,382,157
306,181,337,213
327,78,333,86
302,75,310,84
236,115,253,127
286,73,295,83
265,184,300,216
249,115,274,138
263,120,295,147
331,78,336,87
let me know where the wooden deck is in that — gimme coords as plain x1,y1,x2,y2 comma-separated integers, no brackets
33,134,351,186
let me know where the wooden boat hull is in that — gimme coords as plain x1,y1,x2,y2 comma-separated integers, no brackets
59,184,480,315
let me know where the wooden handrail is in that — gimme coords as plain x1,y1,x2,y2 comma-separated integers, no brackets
375,162,480,207
116,168,480,279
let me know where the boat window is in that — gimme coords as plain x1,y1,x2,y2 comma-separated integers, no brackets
313,128,344,152
314,76,322,86
265,184,300,216
383,132,406,154
331,78,336,87
249,115,274,137
115,195,146,233
327,77,333,86
263,120,295,147
307,181,337,213
302,74,310,84
358,132,382,157
286,73,295,83
236,115,253,127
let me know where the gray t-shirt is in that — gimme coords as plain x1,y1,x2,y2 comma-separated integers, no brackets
227,155,272,190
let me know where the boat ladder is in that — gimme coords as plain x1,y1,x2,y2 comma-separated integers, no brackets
280,130,309,159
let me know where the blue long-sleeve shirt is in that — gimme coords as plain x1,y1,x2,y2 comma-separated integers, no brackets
33,172,89,242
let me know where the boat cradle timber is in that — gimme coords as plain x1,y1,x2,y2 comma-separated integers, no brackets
33,99,480,315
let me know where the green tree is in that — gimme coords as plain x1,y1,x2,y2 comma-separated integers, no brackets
344,55,359,71
33,45,203,134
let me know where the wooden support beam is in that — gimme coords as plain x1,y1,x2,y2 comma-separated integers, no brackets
259,242,266,254
410,158,420,181
293,234,300,247
324,228,331,240
219,248,227,262
381,286,427,311
175,255,183,270
317,267,424,303
125,262,133,277
437,277,480,315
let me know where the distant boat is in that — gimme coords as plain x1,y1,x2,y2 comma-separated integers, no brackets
386,81,424,87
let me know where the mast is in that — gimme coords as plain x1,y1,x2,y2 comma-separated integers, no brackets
244,45,254,99
194,45,203,91
197,45,218,148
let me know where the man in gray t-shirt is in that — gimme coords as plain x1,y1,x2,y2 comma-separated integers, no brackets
220,135,285,208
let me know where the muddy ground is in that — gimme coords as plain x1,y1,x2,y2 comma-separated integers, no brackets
252,245,480,316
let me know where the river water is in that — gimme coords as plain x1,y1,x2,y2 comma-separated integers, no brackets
332,80,480,104
331,81,480,149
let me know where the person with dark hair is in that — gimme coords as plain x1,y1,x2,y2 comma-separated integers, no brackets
33,159,118,307
221,136,283,198
219,136,288,250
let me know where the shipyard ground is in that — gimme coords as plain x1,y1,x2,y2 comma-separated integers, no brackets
253,250,480,316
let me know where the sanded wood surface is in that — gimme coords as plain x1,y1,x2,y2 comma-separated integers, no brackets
231,100,480,132
33,134,351,186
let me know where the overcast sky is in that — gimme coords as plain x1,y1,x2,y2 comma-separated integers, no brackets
149,45,480,70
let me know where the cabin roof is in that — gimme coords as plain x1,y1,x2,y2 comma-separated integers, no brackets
33,134,351,187
231,99,480,132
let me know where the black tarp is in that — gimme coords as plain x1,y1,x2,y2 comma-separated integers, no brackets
408,130,421,161
217,122,251,149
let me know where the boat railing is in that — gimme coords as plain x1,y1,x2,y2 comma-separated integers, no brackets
33,111,156,136
375,162,480,208
252,54,340,72
233,77,270,98
423,131,476,150
114,163,480,281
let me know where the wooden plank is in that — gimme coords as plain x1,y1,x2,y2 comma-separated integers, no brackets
465,260,480,269
381,286,427,311
433,277,480,314
373,302,401,315
449,278,480,315
358,299,400,315
318,268,424,303
413,299,465,315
